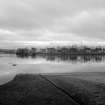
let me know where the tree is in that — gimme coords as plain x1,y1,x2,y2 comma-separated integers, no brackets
16,48,29,57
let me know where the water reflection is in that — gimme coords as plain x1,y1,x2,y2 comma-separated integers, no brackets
17,54,105,63
0,54,105,85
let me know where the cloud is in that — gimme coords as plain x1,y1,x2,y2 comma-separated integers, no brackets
52,9,105,39
0,0,105,30
0,0,105,48
0,0,68,30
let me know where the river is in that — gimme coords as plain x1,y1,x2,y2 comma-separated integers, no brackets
0,54,105,85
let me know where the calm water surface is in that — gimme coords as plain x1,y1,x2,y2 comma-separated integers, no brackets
0,54,105,85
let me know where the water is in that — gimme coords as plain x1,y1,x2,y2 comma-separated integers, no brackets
0,54,105,85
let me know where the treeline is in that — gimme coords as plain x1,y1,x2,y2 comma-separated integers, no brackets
16,46,105,57
16,48,36,57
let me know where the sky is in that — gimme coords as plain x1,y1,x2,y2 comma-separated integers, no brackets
0,0,105,48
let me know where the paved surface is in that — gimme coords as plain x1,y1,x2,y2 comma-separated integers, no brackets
0,74,79,105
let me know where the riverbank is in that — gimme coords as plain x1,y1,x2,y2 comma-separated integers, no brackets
0,73,105,105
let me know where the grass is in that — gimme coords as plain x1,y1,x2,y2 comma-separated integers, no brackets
45,72,105,105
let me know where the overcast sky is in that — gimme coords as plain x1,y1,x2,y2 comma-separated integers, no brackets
0,0,105,48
